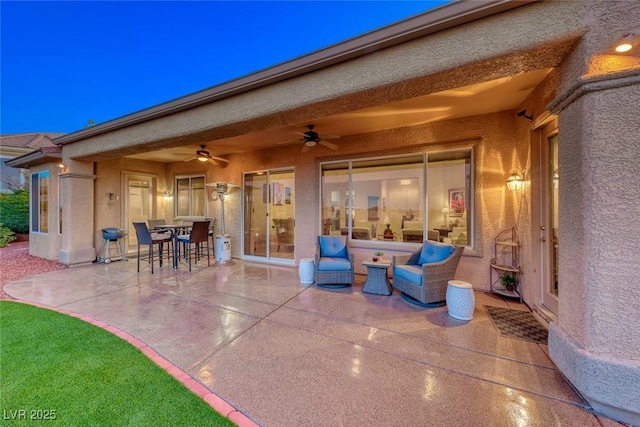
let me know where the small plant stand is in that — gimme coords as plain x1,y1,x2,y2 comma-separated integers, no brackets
489,227,522,302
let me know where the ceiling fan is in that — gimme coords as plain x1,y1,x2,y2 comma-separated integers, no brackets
286,125,340,152
178,145,229,166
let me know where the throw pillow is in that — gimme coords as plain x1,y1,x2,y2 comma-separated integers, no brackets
418,241,454,265
319,236,347,257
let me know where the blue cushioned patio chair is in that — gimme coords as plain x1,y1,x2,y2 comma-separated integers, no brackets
314,235,354,288
392,241,464,306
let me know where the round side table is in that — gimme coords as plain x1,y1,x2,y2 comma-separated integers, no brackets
446,280,475,320
299,258,315,284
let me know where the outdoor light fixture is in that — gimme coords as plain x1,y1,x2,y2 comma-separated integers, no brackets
162,191,172,201
506,171,524,191
615,33,635,53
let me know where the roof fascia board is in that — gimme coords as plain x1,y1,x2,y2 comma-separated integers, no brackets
54,0,536,146
5,147,61,169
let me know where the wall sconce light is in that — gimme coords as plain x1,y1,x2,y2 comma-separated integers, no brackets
517,110,533,121
106,192,118,206
615,33,636,53
506,171,524,191
162,191,172,201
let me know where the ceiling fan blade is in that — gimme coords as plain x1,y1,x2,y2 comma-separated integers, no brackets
207,158,219,166
209,156,229,163
278,139,300,145
183,156,197,162
301,144,310,153
319,140,338,150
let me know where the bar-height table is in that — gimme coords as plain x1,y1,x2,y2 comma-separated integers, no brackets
152,224,191,269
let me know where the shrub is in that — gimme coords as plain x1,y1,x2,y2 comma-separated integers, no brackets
0,222,16,247
0,190,30,234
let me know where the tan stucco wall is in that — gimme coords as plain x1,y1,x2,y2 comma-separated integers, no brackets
545,2,640,423
93,158,171,252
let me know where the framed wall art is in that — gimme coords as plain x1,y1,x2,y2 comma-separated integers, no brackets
448,188,465,217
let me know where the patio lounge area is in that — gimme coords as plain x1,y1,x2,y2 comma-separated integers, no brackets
4,260,619,426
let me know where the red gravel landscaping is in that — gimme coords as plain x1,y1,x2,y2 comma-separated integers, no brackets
0,241,67,300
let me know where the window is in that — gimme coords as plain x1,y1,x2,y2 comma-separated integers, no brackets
320,149,472,245
175,176,206,217
30,171,49,233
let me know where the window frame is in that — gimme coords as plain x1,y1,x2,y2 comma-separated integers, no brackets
319,148,474,247
174,175,207,218
30,170,50,234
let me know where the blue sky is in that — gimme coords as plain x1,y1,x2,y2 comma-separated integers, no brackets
1,1,448,135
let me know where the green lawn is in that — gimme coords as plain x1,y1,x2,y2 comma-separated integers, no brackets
0,301,235,426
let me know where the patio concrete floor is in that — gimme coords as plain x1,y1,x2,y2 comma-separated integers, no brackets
4,257,623,426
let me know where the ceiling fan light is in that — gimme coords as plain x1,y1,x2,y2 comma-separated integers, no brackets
197,156,208,162
306,141,317,147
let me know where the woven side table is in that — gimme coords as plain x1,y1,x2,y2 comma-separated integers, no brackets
362,259,392,295
446,280,475,320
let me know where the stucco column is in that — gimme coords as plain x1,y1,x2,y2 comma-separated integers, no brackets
59,160,96,266
548,72,640,425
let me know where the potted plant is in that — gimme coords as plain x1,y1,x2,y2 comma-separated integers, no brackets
373,251,384,262
499,273,516,292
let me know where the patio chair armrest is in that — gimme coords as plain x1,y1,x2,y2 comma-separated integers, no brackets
393,254,411,267
420,246,464,279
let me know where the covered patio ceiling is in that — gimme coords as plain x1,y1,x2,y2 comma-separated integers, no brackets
126,67,553,163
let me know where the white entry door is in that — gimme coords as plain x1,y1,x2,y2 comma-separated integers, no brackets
124,173,156,253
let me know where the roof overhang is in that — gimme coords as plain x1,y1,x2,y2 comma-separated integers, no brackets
53,0,537,147
5,146,62,168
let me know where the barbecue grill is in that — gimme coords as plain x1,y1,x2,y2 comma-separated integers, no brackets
97,227,127,263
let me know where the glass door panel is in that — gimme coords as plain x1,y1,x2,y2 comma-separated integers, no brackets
125,175,153,252
244,173,268,257
269,170,295,260
243,169,295,262
549,134,560,297
540,126,559,314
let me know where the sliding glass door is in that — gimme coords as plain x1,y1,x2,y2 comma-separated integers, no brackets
243,169,295,262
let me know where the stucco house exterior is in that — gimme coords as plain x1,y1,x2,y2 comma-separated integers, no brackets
0,132,62,193
7,1,640,424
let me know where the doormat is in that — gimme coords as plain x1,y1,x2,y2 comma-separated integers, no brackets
485,305,548,344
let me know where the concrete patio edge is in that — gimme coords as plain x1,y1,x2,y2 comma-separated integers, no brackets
7,300,259,427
